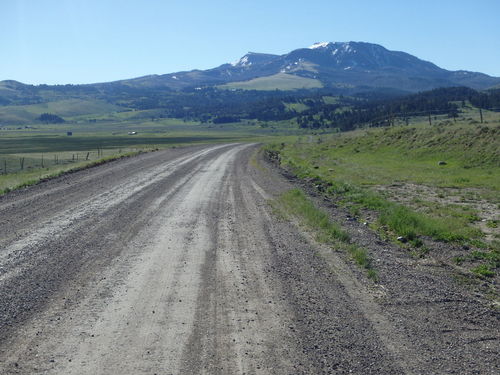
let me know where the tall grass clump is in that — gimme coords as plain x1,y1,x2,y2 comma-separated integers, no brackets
338,178,472,242
378,204,460,241
279,188,350,243
346,244,378,280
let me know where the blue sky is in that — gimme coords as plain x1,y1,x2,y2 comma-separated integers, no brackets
1,0,499,84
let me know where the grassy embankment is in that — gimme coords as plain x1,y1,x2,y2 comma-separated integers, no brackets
265,114,499,279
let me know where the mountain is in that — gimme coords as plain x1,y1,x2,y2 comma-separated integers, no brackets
110,52,282,90
2,42,500,97
114,41,500,92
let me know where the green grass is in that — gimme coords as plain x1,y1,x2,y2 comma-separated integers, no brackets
219,73,323,91
265,121,499,235
268,151,484,242
326,178,474,242
284,125,499,190
472,264,495,278
285,102,309,113
278,188,350,243
0,150,145,195
486,220,498,228
264,118,499,278
322,96,342,105
273,188,377,280
19,99,122,117
454,245,499,278
0,99,124,124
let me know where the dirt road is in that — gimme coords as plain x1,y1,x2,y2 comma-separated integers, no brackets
0,143,498,374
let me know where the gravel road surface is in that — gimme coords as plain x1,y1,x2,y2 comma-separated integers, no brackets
0,143,498,374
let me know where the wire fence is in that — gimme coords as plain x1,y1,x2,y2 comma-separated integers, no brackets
0,147,119,175
354,106,500,129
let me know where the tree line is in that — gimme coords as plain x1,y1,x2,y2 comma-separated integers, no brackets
296,87,500,130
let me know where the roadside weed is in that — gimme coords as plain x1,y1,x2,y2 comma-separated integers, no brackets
274,188,377,280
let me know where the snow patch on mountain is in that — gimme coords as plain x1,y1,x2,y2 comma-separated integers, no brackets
309,42,331,49
231,55,252,67
343,43,355,53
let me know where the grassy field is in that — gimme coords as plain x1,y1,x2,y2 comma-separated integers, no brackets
219,73,323,91
265,114,500,279
285,102,309,113
0,99,125,124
